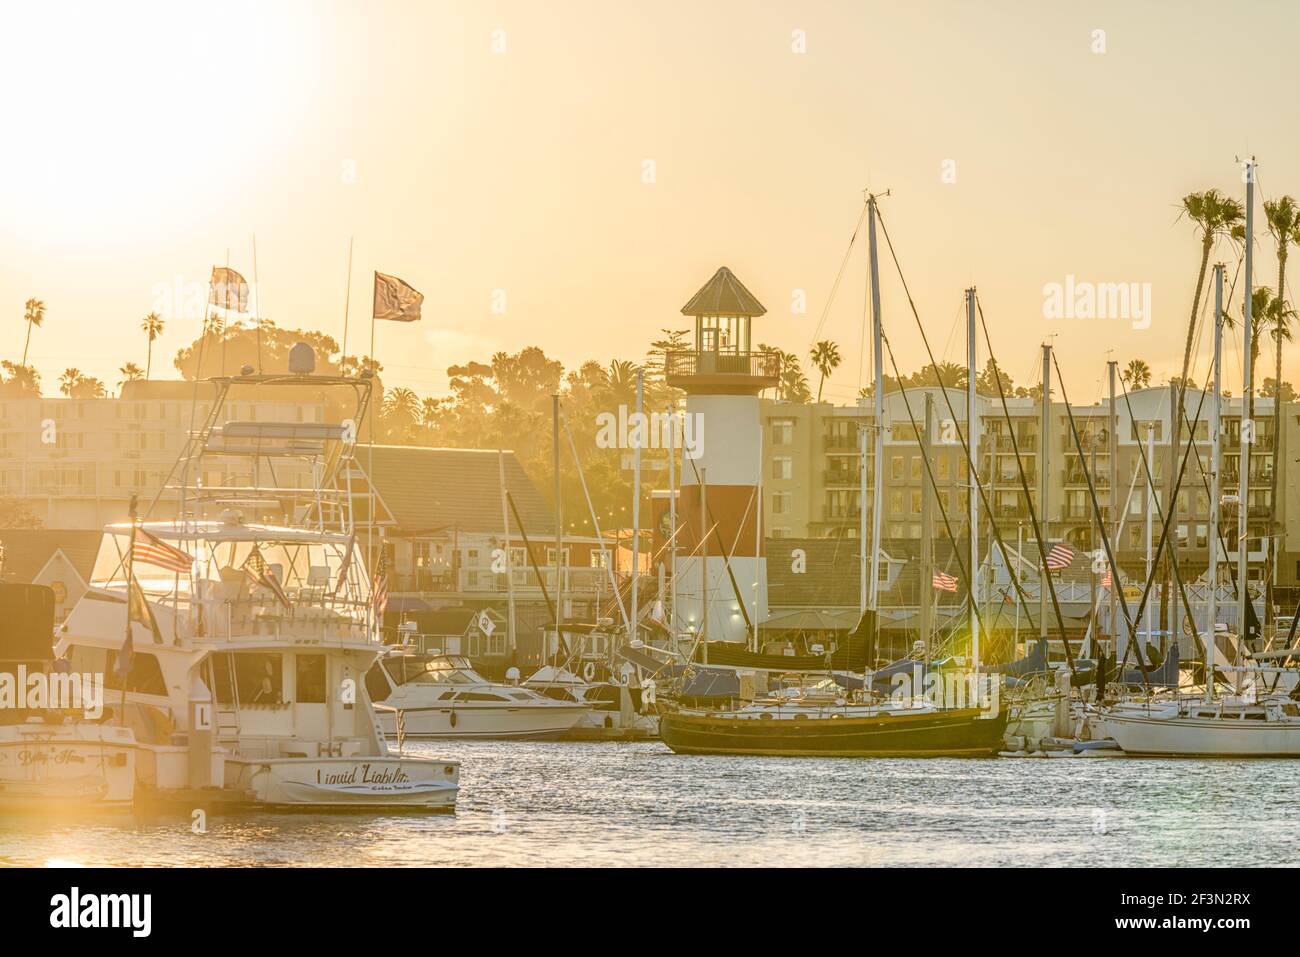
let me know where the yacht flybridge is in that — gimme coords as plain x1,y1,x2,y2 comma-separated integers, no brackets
52,362,459,810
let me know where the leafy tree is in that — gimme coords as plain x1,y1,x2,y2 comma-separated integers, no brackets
0,494,42,529
0,361,40,398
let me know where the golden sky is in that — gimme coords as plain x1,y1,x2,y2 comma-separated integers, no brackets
2,0,1298,404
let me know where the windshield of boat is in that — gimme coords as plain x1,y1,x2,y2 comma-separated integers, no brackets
382,656,481,686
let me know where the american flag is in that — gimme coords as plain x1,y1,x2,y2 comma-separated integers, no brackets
1101,566,1113,589
372,549,389,619
243,544,290,608
1045,543,1076,571
932,570,959,592
130,528,194,574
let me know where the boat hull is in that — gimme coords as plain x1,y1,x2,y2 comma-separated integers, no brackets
226,755,459,809
1102,710,1300,757
0,721,136,808
658,706,1008,757
377,704,589,740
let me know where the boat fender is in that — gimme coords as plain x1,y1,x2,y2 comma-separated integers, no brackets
583,662,597,682
449,710,458,729
603,715,613,729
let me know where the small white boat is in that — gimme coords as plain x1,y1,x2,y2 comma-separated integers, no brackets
524,665,659,741
369,652,591,740
1102,698,1300,757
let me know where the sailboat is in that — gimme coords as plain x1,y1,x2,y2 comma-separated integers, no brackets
1102,175,1300,757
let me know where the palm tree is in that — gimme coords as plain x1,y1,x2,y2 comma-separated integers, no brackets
1178,191,1245,395
118,361,144,387
141,312,165,378
1263,197,1299,619
1233,288,1293,431
809,340,842,402
20,298,45,367
1120,358,1152,390
381,387,420,440
58,367,103,398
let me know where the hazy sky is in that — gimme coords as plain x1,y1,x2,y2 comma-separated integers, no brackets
2,0,1298,405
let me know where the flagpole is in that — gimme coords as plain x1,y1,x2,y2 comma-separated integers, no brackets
252,235,262,374
368,271,378,643
222,248,230,377
121,495,138,726
342,237,354,361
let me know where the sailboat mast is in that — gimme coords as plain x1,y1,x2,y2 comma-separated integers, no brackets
1237,159,1256,653
629,369,643,646
966,287,979,672
498,450,517,656
867,196,885,617
668,404,678,655
919,392,934,654
1208,262,1224,701
1039,345,1051,653
1108,360,1118,648
553,395,564,655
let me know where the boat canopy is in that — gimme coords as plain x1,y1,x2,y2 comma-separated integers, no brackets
90,524,369,604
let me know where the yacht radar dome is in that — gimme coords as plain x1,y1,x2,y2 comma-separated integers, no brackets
288,342,316,375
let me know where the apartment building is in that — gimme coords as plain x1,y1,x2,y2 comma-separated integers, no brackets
760,385,1296,601
0,380,325,529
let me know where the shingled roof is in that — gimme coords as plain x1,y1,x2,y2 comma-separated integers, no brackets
362,446,554,537
680,266,767,317
0,529,102,584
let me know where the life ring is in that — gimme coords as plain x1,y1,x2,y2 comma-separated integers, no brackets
582,661,597,683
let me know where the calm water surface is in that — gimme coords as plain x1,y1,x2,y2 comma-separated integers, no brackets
0,741,1295,867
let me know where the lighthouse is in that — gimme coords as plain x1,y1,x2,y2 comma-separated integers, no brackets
666,266,779,645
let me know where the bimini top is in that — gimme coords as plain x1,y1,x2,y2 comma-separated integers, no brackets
680,266,767,318
102,520,353,545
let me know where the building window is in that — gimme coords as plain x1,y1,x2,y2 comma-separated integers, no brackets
772,491,791,515
771,419,794,445
911,490,922,515
771,456,792,481
891,456,904,481
910,457,921,481
890,490,903,515
937,455,950,481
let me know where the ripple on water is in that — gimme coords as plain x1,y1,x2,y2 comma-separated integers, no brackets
0,743,1296,866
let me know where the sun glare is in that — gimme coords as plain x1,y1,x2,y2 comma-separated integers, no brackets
0,2,318,242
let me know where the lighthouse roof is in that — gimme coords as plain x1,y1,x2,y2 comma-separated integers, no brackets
680,266,767,318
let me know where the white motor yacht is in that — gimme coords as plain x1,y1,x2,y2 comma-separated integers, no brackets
51,368,460,810
369,652,590,739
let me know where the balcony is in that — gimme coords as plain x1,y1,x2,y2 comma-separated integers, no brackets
824,468,862,487
824,433,861,451
394,567,609,596
665,350,780,390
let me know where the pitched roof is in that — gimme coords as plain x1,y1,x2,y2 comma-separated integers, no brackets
680,266,767,317
0,529,102,584
362,446,554,537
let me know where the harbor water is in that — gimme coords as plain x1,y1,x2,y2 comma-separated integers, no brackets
1,740,1296,867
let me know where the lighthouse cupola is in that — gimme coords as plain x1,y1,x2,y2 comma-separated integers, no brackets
666,266,780,393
